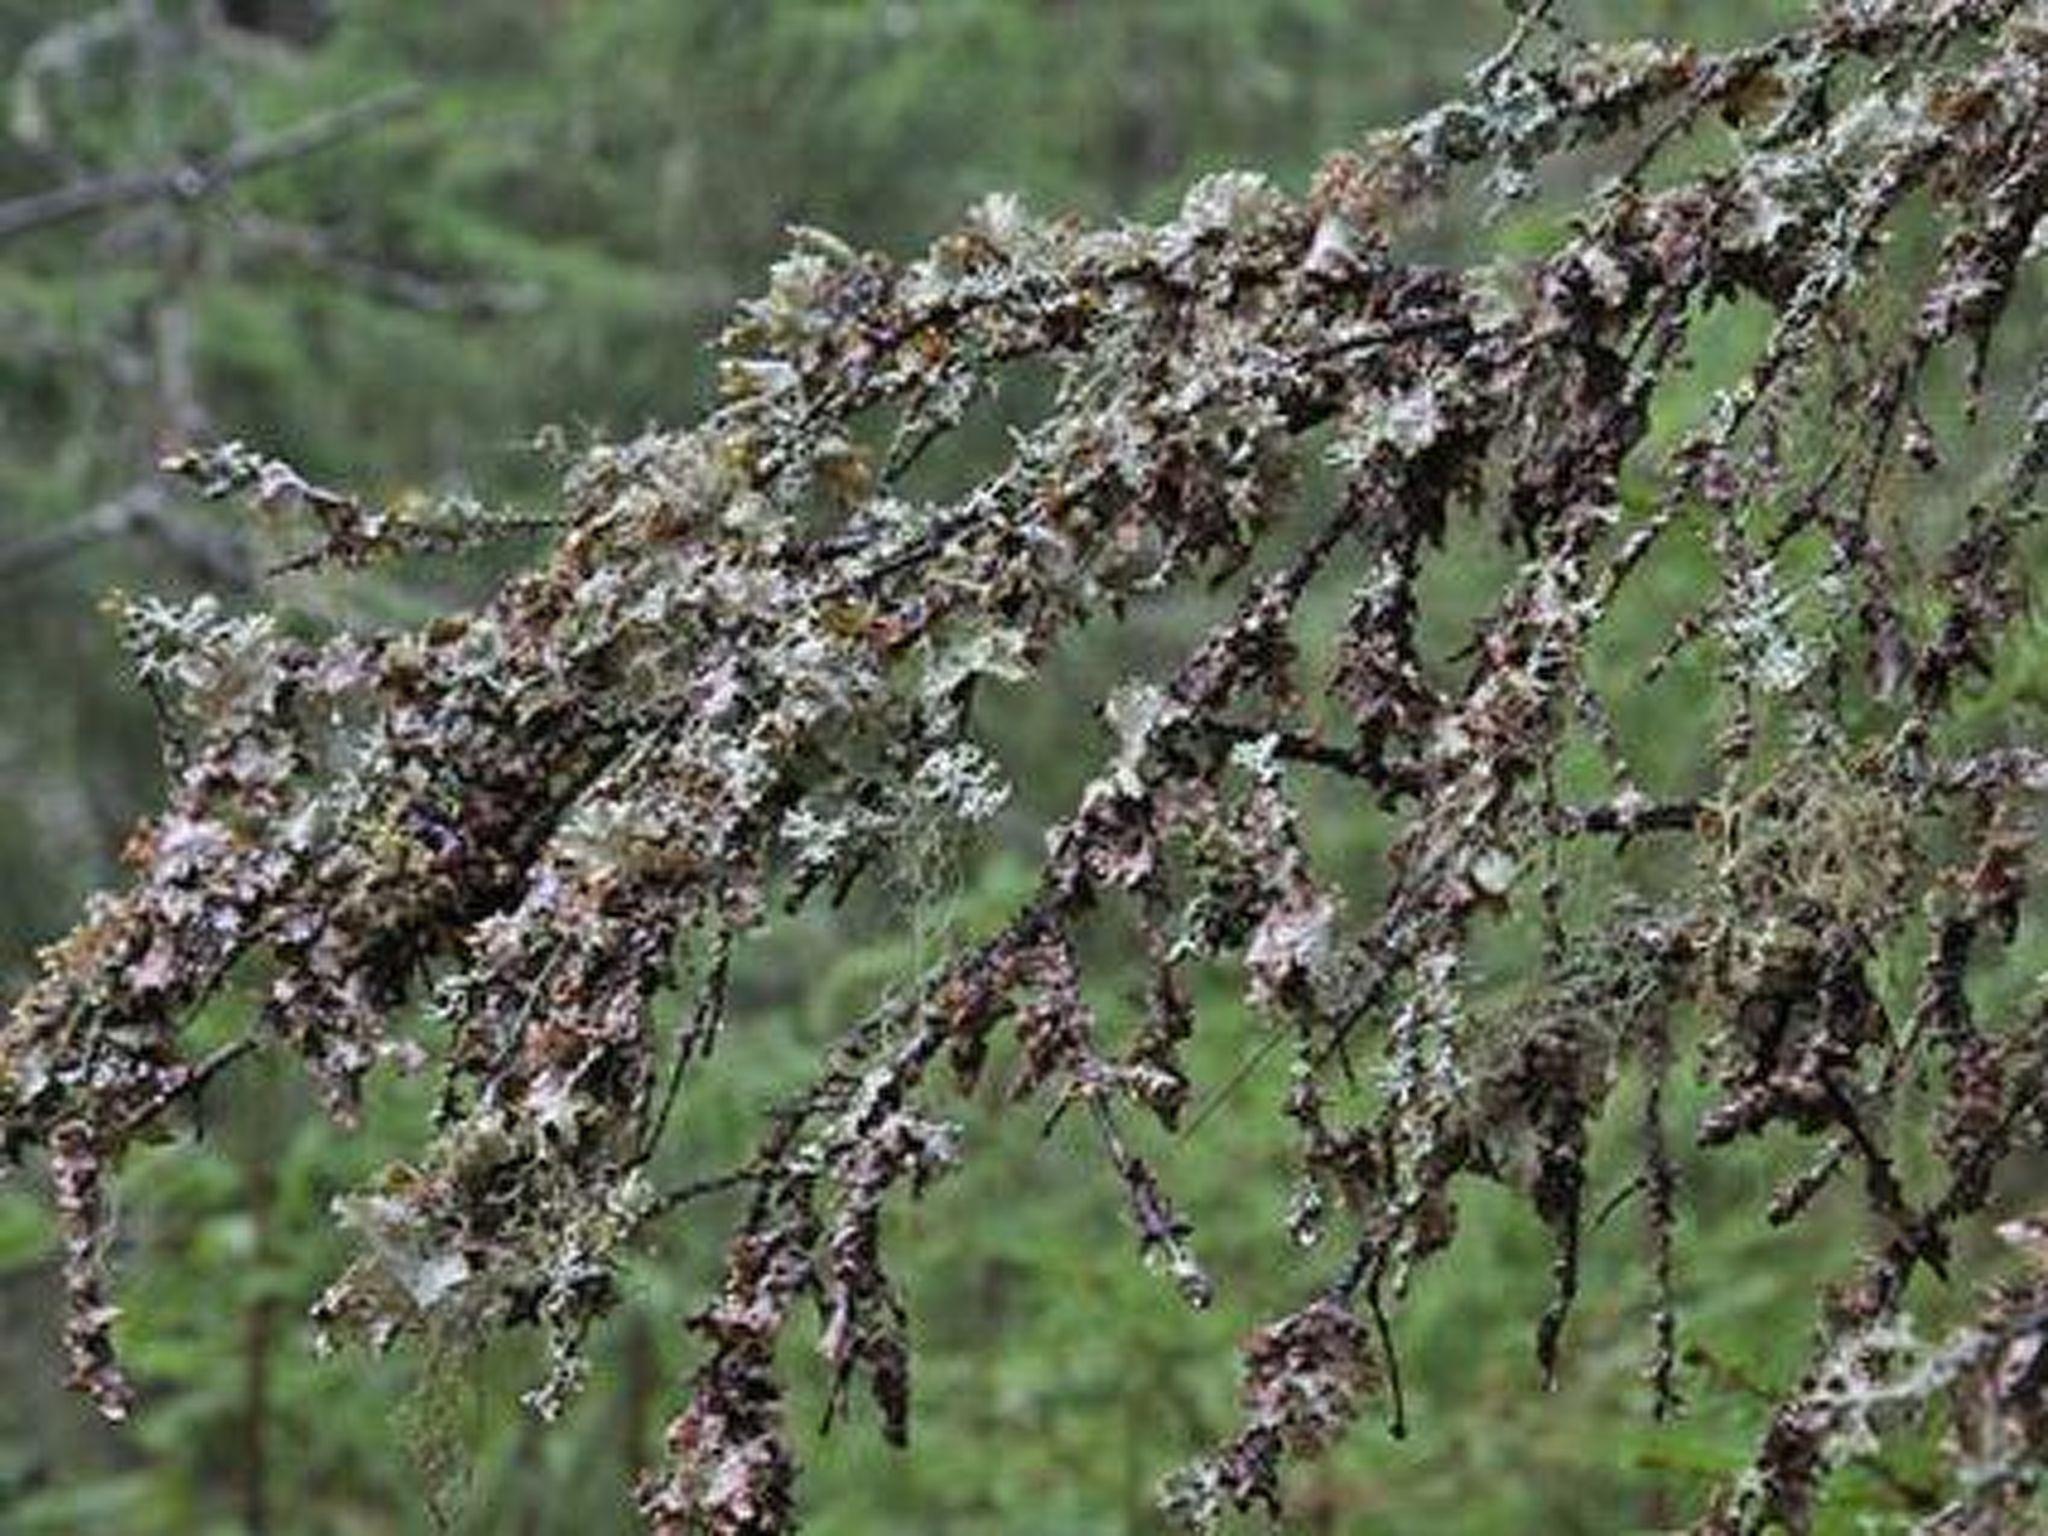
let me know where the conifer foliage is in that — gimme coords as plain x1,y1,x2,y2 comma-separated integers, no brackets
8,3,2048,1530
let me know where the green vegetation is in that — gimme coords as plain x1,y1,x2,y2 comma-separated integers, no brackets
4,3,2046,1534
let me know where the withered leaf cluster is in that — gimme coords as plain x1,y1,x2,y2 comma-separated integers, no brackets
9,2,2048,1530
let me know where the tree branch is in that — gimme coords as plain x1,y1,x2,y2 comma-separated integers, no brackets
0,85,425,244
226,212,542,317
0,482,251,589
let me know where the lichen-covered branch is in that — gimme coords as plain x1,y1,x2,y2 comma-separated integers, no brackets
7,3,2048,1531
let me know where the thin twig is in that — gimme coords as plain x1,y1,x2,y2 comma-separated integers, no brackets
117,1036,259,1138
0,483,252,588
643,1166,759,1219
0,86,425,244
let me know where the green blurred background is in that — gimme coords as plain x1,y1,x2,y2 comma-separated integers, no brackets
5,2,2031,1532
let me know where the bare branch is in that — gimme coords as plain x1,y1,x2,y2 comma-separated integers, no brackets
0,483,250,589
0,85,425,244
225,212,543,317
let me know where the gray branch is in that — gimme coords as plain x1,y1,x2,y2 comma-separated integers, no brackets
0,483,250,589
0,85,425,244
